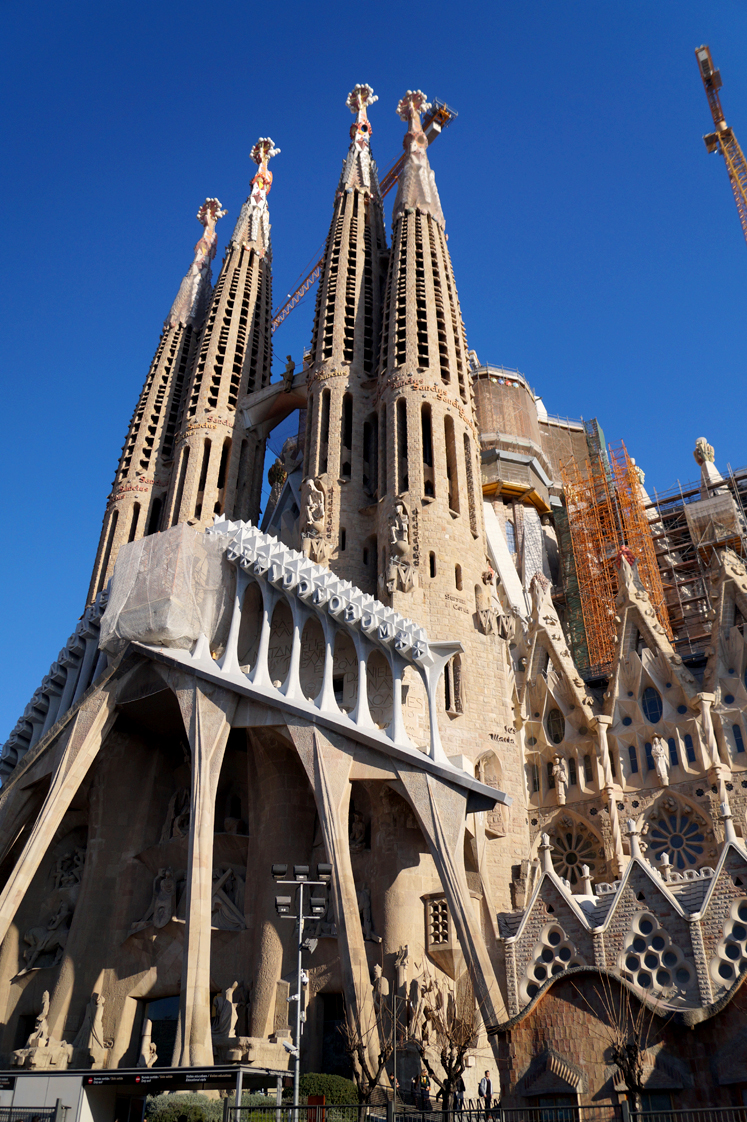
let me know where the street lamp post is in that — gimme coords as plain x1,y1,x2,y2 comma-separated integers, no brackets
272,863,332,1116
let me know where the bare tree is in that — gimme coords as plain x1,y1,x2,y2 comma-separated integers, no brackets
404,964,479,1113
339,996,393,1106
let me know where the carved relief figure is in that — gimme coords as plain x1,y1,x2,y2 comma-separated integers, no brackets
22,900,72,972
53,846,85,889
160,788,190,842
282,355,296,392
130,867,177,933
372,963,390,1013
349,811,366,852
552,755,569,805
212,980,240,1037
395,945,409,995
387,502,416,593
357,885,382,943
73,991,108,1067
651,736,670,786
301,478,329,564
211,867,246,931
12,990,74,1070
137,1019,157,1068
28,991,50,1048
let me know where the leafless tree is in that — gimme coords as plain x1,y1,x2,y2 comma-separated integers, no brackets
404,963,480,1113
339,996,393,1106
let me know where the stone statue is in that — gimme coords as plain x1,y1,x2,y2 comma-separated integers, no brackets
357,885,382,943
282,355,295,392
22,900,71,972
212,981,240,1037
651,736,670,786
73,991,107,1067
160,788,190,842
693,437,715,466
349,811,366,852
301,478,329,563
372,963,390,1013
130,867,177,933
137,1019,157,1068
11,989,74,1070
53,846,86,889
27,991,50,1049
395,945,409,994
211,867,246,931
387,502,416,593
552,755,568,806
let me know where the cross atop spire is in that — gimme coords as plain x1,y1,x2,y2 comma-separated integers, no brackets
392,89,444,228
231,137,280,252
339,84,380,193
166,197,227,329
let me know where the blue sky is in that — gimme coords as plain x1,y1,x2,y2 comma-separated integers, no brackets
2,0,746,741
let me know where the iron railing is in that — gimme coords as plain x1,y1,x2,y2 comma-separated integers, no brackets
0,1110,58,1122
631,1111,747,1122
228,1105,747,1122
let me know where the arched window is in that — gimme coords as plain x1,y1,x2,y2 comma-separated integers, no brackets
684,733,696,764
146,497,162,535
583,754,593,783
668,738,678,767
628,745,639,773
396,398,408,493
194,438,211,520
429,552,436,578
421,404,434,497
319,388,330,474
128,503,141,543
172,446,190,525
530,761,540,793
444,656,464,714
645,741,654,771
379,405,387,495
455,564,462,591
362,415,378,497
568,757,577,786
341,393,353,477
505,519,516,553
733,724,745,754
641,686,663,724
546,708,565,745
547,760,555,789
444,414,459,513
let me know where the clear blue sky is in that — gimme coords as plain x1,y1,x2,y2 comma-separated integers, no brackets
2,0,746,742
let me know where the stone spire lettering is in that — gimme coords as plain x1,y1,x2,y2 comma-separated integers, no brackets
231,137,280,252
167,198,227,329
341,84,379,191
392,89,445,228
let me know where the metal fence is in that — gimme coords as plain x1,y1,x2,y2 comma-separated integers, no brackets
229,1105,747,1122
0,1110,58,1122
631,1112,747,1122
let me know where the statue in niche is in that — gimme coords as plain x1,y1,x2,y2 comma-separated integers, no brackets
387,502,416,593
552,755,569,806
211,867,246,930
73,991,108,1068
52,846,86,890
395,945,409,995
282,355,296,392
301,478,329,563
349,811,367,852
12,990,73,1070
137,1019,157,1068
160,788,190,843
372,964,390,1013
651,737,670,786
21,900,72,973
357,885,382,943
212,981,240,1037
476,568,509,637
130,867,177,933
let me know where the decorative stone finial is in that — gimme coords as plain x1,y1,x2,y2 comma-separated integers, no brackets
719,800,738,844
347,84,378,145
694,437,715,466
250,137,280,204
614,546,637,570
231,139,280,251
397,89,432,130
166,198,227,328
580,864,594,895
539,832,554,873
626,817,642,860
392,89,444,228
658,852,673,883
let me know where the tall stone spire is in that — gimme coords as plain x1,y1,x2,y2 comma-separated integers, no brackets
164,139,279,531
302,86,388,590
376,89,484,616
87,199,227,602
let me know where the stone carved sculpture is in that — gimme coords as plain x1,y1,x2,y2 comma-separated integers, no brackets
372,963,390,1013
651,736,670,787
212,980,240,1038
21,900,72,973
160,788,190,842
357,885,382,943
282,355,295,392
694,437,715,466
301,478,330,564
476,569,508,637
552,755,569,806
232,138,280,252
53,847,85,889
12,990,73,1070
387,502,416,593
166,198,227,329
211,867,246,930
395,945,409,995
73,991,108,1068
137,1019,157,1068
349,811,367,851
130,867,177,933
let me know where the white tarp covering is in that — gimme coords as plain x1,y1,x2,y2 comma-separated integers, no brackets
483,502,528,618
99,523,233,656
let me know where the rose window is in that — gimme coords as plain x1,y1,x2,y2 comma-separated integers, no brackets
520,923,585,1005
710,897,747,988
646,807,705,870
550,824,598,886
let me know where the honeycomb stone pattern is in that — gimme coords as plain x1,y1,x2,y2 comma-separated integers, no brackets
619,911,694,995
710,896,747,987
521,923,585,1003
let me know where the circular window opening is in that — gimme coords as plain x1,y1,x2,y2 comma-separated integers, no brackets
725,694,735,705
547,708,565,745
641,687,663,723
622,716,633,726
639,918,654,935
548,929,562,945
565,852,578,865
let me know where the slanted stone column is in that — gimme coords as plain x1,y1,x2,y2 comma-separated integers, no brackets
394,768,508,1026
286,725,381,1073
697,692,729,801
0,688,118,949
170,677,238,1066
593,715,625,877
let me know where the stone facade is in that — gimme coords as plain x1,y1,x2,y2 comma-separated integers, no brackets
2,84,747,1108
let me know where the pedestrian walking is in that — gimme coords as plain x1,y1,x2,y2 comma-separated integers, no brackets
454,1075,465,1114
478,1070,494,1119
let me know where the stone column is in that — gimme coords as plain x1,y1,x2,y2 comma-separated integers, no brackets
394,768,508,1026
170,676,238,1066
285,724,381,1073
593,716,625,877
697,692,728,801
0,688,117,949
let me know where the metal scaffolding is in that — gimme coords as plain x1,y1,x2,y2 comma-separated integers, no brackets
560,441,673,673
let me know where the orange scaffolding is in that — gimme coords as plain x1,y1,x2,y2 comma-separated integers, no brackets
560,441,672,671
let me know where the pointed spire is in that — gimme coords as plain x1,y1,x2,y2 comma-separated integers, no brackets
340,83,380,193
392,90,445,228
231,137,280,254
166,198,227,329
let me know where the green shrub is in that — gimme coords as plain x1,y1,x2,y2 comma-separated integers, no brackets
298,1073,357,1105
145,1092,224,1122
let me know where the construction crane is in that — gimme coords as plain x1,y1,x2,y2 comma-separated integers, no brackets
695,45,747,246
271,98,457,332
